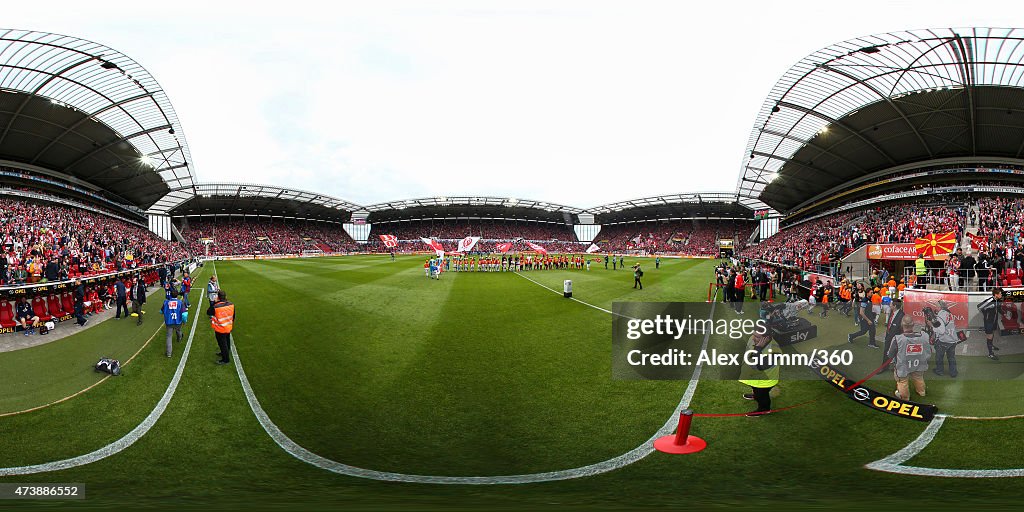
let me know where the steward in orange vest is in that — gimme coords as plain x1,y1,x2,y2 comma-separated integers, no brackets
207,289,235,365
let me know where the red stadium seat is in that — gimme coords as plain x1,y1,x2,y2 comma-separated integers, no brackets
0,300,15,328
47,294,67,318
31,296,52,321
61,292,75,316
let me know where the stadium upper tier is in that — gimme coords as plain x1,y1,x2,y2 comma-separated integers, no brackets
740,27,1024,216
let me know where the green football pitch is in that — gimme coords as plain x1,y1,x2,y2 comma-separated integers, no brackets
2,255,1024,510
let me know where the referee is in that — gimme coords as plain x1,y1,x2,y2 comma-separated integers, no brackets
978,287,1003,360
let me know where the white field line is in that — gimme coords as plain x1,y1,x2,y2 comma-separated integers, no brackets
0,288,206,476
513,271,638,319
865,414,1024,477
227,260,716,484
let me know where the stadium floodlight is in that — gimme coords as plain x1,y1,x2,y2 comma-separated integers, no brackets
140,155,155,167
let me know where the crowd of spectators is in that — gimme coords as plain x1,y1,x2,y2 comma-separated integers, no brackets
0,196,187,285
743,197,968,270
978,197,1024,249
595,220,755,256
364,220,579,252
369,220,577,242
182,218,357,256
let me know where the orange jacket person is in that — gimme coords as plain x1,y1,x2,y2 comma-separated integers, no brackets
207,289,235,365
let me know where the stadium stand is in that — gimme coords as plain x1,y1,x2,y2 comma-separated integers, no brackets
0,196,186,286
977,196,1024,249
370,220,577,241
743,197,969,270
595,220,754,255
365,220,580,253
182,218,358,256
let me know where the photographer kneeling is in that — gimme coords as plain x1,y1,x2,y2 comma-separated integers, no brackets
887,316,932,400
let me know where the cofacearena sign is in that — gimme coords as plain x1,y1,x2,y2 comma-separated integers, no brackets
866,243,948,261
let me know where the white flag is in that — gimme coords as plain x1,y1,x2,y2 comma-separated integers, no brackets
586,243,600,254
421,237,445,258
457,236,481,253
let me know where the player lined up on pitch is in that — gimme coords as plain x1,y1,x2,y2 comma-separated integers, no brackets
423,254,609,276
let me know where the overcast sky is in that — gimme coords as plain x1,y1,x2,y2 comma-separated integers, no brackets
3,1,1021,208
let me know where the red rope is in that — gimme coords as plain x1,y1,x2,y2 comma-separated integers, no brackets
844,356,895,392
692,393,827,418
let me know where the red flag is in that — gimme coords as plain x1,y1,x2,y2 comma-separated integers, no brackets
496,242,513,253
914,232,957,258
378,234,398,248
967,232,988,251
525,241,548,255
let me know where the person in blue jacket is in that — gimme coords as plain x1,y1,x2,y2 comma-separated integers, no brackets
161,289,185,358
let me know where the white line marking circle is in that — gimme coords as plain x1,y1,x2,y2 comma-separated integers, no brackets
227,261,716,484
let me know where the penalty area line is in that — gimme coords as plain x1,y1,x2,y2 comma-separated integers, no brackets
226,260,718,484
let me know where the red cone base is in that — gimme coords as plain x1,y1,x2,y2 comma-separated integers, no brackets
653,433,707,454
653,409,708,454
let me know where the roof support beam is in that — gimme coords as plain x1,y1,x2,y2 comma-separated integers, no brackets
818,63,933,159
29,91,154,164
951,34,977,155
0,55,97,148
743,164,823,189
65,124,171,171
777,101,897,165
757,128,866,170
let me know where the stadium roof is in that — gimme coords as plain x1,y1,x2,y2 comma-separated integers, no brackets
163,183,361,222
739,27,1024,214
0,29,195,211
363,196,585,214
590,193,754,224
364,196,586,224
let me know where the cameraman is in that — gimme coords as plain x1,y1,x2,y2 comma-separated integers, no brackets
929,299,959,377
977,287,1003,360
887,316,931,400
739,331,781,417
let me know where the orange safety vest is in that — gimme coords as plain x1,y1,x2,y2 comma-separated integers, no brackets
211,301,235,334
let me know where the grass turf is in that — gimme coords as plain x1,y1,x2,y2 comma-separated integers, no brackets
1,255,1024,510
